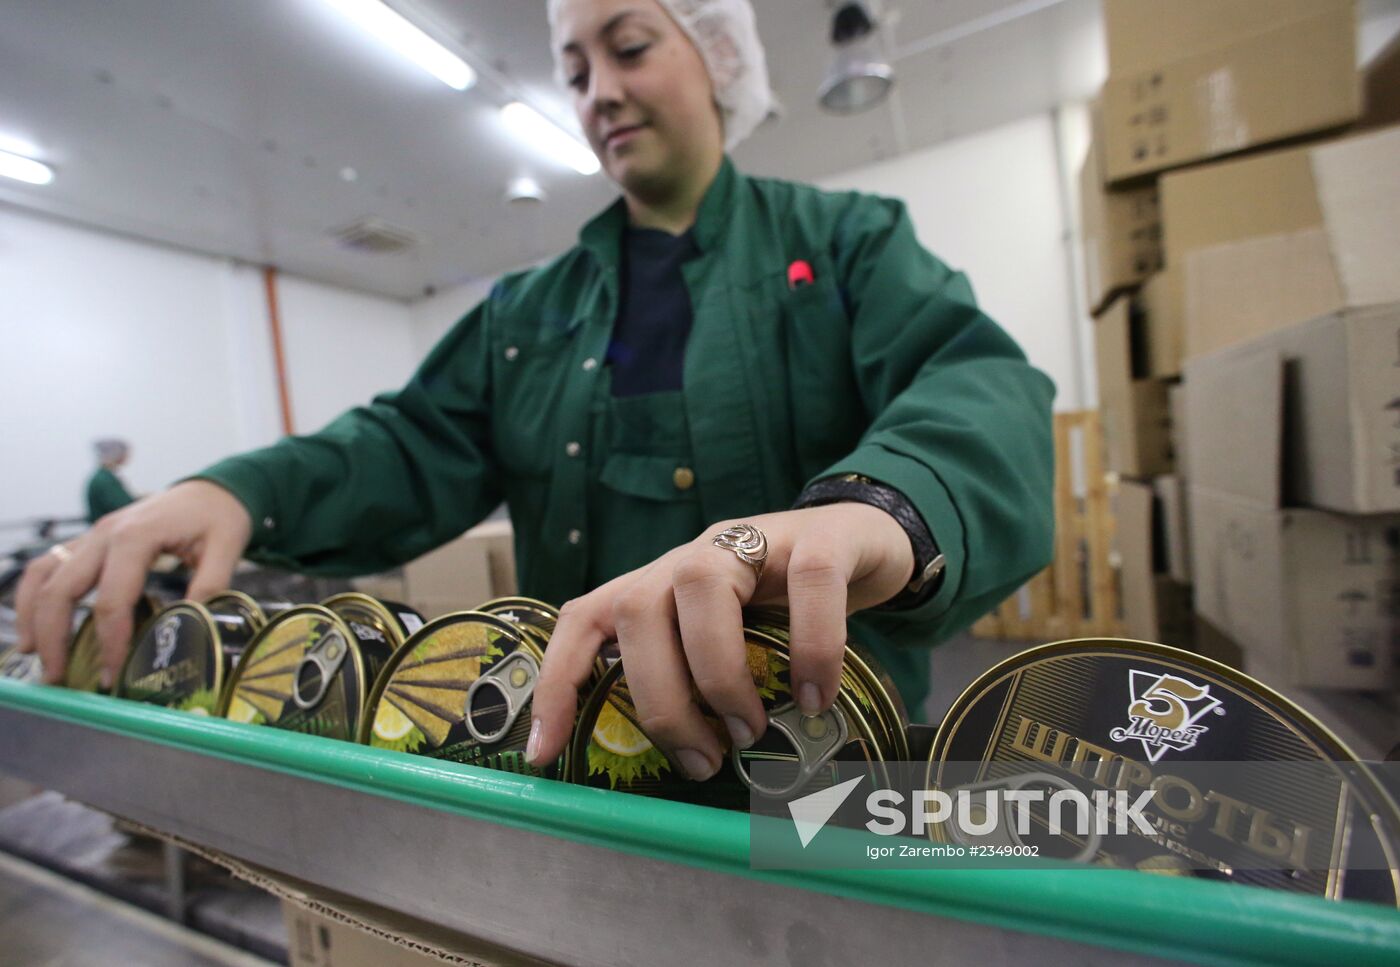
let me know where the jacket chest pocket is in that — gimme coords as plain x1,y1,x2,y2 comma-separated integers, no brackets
490,333,577,478
747,258,866,479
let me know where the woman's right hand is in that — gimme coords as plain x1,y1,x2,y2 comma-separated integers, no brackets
14,480,253,688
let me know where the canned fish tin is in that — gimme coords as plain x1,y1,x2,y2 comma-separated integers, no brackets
65,594,161,693
219,605,376,741
322,592,424,646
476,597,559,638
321,592,423,656
115,599,260,713
358,612,550,775
204,590,269,626
743,608,910,762
568,628,888,809
0,647,43,683
925,638,1400,904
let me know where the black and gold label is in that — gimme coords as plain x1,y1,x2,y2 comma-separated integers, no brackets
116,603,225,713
321,593,409,678
359,612,547,776
926,638,1400,905
221,606,366,741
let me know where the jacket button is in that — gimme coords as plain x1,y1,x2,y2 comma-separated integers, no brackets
565,441,581,457
672,467,695,491
568,529,582,545
582,357,597,371
504,346,519,361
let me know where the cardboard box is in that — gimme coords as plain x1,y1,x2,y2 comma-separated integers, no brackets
1153,475,1192,584
1139,269,1182,378
1361,32,1400,130
1104,0,1350,75
1183,305,1400,515
1184,344,1400,689
1168,383,1189,482
1188,486,1399,690
280,897,546,967
1099,2,1359,184
1161,125,1400,360
1094,295,1176,477
1080,119,1162,313
1116,479,1195,649
285,902,440,967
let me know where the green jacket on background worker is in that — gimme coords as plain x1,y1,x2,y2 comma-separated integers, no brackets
86,467,135,524
198,158,1056,716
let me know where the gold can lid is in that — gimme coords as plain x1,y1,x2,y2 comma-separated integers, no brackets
66,594,158,693
116,601,225,713
569,628,888,807
204,591,268,632
926,637,1400,904
322,592,407,651
221,605,366,741
359,611,539,766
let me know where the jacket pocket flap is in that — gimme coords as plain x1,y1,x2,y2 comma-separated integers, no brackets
599,452,697,502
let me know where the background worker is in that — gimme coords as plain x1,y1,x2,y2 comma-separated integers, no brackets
85,438,136,524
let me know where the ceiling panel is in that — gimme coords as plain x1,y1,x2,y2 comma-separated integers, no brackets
5,0,1384,300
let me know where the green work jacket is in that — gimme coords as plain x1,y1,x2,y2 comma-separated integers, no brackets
198,158,1056,715
86,467,134,523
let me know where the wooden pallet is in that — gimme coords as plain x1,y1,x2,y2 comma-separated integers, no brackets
971,410,1125,641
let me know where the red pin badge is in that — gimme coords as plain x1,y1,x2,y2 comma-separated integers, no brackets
787,259,814,290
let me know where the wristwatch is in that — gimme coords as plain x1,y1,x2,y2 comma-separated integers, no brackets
792,473,946,609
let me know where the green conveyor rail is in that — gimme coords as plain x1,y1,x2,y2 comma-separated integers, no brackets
3,679,1398,967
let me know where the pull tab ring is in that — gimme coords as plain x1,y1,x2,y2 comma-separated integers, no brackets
465,651,540,745
733,700,849,799
292,629,348,710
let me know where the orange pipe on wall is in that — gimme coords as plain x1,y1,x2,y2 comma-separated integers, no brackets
262,265,295,436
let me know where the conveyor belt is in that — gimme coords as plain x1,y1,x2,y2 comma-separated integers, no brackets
2,680,1398,967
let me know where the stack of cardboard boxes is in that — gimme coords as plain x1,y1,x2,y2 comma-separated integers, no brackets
1086,0,1400,692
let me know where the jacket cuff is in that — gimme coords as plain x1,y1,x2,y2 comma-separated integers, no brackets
186,456,282,551
807,442,965,625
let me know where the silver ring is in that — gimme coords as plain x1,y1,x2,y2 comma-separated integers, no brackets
711,524,768,582
48,544,73,564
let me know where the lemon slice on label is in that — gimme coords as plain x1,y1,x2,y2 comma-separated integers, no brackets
592,701,652,757
373,700,414,741
226,696,260,723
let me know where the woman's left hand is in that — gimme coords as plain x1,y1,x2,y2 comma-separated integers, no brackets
526,503,915,779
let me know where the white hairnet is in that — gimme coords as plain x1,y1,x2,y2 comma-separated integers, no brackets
94,438,128,463
548,0,774,150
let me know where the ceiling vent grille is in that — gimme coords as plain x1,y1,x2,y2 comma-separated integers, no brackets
331,217,419,255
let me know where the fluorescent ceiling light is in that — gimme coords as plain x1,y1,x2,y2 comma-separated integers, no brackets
500,102,600,176
0,133,42,158
0,149,54,185
322,0,476,91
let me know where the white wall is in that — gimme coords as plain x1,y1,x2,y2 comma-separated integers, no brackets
817,114,1086,411
276,273,418,433
0,206,417,525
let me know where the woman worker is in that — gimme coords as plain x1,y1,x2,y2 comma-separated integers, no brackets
15,0,1054,781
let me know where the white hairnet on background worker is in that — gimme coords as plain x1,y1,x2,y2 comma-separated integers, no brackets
93,438,128,464
547,0,775,149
